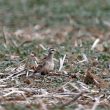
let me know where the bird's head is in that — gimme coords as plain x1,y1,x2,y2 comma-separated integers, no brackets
48,48,55,54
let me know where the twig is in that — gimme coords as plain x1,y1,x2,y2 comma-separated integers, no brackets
91,38,100,50
77,81,90,92
12,71,26,78
2,26,8,45
5,58,27,72
39,44,47,50
59,54,66,71
31,93,80,99
0,69,26,82
68,83,81,92
59,91,84,108
3,90,25,97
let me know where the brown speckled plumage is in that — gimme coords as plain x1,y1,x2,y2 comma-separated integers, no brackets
34,48,55,75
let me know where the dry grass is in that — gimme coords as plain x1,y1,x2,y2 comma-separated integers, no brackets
0,24,110,110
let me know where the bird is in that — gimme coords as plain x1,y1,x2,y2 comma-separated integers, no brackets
34,48,55,75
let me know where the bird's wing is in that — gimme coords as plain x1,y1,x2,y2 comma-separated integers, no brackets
34,58,46,72
34,62,49,75
38,54,48,65
33,54,50,75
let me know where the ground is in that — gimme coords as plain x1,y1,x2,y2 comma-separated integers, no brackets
0,0,110,110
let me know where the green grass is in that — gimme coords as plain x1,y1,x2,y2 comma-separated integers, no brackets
1,0,110,28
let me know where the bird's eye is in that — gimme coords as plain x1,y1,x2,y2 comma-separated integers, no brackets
49,48,54,51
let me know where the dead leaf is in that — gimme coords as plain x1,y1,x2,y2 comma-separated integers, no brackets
84,69,109,89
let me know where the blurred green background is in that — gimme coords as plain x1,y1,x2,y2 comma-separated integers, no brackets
0,0,110,28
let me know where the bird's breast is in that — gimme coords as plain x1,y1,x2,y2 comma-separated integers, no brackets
45,61,54,70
